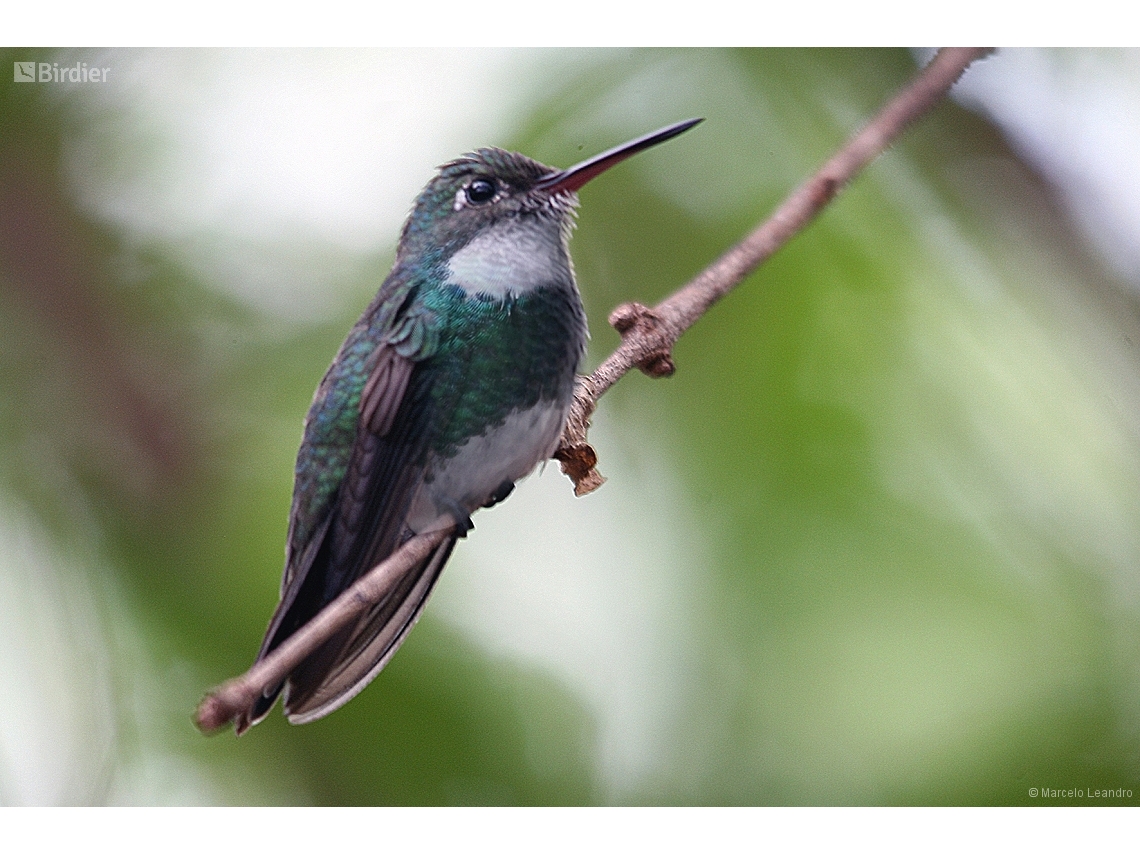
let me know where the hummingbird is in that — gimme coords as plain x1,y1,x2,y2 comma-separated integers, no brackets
234,117,703,733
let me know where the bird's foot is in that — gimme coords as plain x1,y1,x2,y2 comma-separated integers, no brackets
482,480,515,509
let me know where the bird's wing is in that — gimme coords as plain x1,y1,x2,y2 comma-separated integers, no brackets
236,285,449,732
283,304,455,722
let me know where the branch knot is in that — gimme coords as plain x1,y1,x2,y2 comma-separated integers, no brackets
609,302,677,378
554,442,606,496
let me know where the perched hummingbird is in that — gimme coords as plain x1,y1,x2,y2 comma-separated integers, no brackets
235,118,703,733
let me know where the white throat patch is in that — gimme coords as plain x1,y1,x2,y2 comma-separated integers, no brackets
446,220,565,299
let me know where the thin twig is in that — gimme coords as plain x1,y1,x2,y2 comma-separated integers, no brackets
555,47,993,495
196,48,990,733
195,527,452,733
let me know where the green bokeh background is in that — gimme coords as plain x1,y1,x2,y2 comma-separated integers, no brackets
2,48,1139,805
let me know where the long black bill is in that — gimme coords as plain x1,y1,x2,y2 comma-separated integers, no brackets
533,117,703,194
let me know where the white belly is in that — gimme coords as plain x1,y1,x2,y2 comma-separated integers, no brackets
407,400,568,533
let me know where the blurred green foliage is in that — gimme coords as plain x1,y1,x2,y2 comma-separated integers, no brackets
1,48,1139,805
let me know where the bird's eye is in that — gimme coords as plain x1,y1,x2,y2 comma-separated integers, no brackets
465,179,496,205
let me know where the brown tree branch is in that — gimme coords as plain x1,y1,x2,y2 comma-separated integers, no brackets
555,47,993,495
195,526,453,733
196,48,990,733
